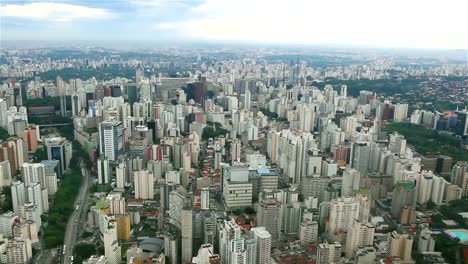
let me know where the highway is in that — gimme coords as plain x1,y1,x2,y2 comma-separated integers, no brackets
62,163,91,264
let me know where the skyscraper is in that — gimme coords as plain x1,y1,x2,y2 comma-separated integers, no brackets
345,221,375,258
391,181,417,219
11,181,25,213
299,218,318,246
45,137,71,176
99,121,124,161
257,198,280,247
97,156,110,185
133,170,154,200
251,227,271,264
351,141,370,175
181,208,193,263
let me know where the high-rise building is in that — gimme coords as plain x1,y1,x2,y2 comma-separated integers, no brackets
387,231,413,263
99,121,124,161
393,103,408,122
223,165,253,209
451,161,468,189
345,221,375,258
22,125,39,153
115,161,127,190
299,218,318,246
328,195,370,234
41,160,58,194
133,170,154,200
11,181,25,213
6,237,32,264
0,160,12,187
317,242,341,264
0,211,17,237
201,187,210,210
251,227,271,264
417,171,434,204
26,182,44,215
103,221,121,264
341,167,361,196
351,141,370,175
257,198,280,247
45,137,71,176
391,181,417,219
97,156,110,185
106,192,126,215
115,214,131,241
21,162,46,187
181,208,193,263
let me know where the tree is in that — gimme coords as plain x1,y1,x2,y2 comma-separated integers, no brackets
75,243,96,260
1,186,13,212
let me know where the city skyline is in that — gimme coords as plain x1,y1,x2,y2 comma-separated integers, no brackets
1,0,468,49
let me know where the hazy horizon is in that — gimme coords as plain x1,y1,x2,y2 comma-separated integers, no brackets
1,0,468,50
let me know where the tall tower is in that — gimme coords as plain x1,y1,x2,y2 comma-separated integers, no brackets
257,198,280,247
57,76,67,116
11,181,25,213
99,121,124,161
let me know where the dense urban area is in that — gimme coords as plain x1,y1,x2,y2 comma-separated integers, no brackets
0,47,467,264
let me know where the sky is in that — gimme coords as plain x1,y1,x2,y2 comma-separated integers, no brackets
1,0,467,49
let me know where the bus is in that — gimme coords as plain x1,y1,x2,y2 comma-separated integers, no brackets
75,205,79,211
63,245,66,255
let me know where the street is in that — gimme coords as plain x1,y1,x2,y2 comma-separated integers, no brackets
62,164,91,264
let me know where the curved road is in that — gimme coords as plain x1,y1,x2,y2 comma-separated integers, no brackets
63,164,90,264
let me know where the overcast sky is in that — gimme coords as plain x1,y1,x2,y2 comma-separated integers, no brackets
1,0,467,49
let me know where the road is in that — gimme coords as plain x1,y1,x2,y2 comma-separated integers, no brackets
62,164,90,264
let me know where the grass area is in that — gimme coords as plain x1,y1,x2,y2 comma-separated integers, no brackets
386,122,467,163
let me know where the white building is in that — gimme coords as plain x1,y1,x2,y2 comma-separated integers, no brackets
251,227,272,264
11,181,25,214
345,221,375,258
299,218,318,246
133,170,154,200
99,121,124,161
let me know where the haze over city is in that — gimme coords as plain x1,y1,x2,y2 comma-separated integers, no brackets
0,1,467,264
1,0,468,49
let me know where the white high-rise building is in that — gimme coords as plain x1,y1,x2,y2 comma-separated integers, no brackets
115,162,127,190
181,208,193,263
345,221,375,258
218,220,256,264
251,227,271,264
0,160,12,187
317,242,341,264
11,181,25,213
6,237,32,264
328,195,370,234
393,103,408,122
26,182,44,215
257,198,280,247
0,211,17,237
99,121,124,161
299,218,318,246
201,188,210,210
341,167,361,196
21,163,46,187
431,175,446,205
133,170,154,200
417,171,434,204
106,192,125,215
97,156,110,185
103,221,121,264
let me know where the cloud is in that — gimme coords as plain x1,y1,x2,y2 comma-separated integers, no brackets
153,0,468,49
0,2,114,22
